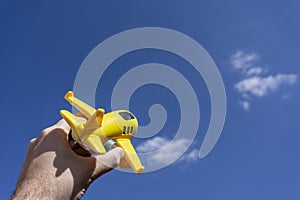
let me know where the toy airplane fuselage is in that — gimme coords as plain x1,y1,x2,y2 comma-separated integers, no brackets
60,91,144,174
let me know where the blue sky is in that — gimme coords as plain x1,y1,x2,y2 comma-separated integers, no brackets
1,0,300,199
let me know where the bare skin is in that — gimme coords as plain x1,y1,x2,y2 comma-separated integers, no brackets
11,119,124,200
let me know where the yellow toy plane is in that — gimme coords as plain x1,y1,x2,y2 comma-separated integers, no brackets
60,91,145,174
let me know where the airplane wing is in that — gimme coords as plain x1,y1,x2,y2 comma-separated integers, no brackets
85,134,106,154
64,91,101,118
116,138,145,174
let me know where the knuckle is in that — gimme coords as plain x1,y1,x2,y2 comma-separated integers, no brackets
40,128,51,137
29,138,37,144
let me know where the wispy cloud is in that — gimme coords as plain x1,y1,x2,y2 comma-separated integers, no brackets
229,50,298,110
229,50,259,71
245,67,264,77
137,137,198,165
136,137,169,152
235,74,297,97
179,149,198,163
239,100,250,110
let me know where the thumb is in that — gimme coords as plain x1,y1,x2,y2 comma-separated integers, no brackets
93,147,124,177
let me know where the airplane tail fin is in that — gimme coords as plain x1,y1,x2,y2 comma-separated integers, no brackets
64,91,98,118
81,109,105,139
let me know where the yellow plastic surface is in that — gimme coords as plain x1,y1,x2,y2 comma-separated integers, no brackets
64,91,96,118
116,138,145,174
60,91,145,174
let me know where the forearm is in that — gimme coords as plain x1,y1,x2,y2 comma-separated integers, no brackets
10,152,75,200
11,177,60,200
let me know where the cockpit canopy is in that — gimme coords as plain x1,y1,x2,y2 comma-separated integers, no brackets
119,111,135,120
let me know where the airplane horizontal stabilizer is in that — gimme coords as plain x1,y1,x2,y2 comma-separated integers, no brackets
64,91,99,118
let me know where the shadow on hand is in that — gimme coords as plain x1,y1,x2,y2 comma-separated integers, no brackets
31,127,107,199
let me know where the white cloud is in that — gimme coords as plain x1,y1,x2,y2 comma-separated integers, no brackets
229,50,258,70
179,149,198,163
239,100,250,110
235,74,297,97
136,137,169,152
137,137,198,165
229,50,298,110
245,67,264,77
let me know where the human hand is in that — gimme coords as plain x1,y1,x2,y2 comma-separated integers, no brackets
11,119,124,200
